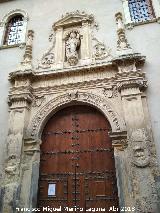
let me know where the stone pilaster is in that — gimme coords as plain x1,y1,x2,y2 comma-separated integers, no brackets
54,27,63,68
1,30,35,212
81,20,92,64
114,56,159,212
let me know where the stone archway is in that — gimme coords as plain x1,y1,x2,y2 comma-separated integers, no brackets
28,91,126,140
37,104,120,211
21,91,128,210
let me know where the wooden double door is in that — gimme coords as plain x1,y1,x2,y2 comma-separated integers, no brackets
37,105,119,212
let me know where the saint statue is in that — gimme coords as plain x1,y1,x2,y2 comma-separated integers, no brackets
65,31,80,65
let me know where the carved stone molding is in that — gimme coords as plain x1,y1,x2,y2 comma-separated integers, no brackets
1,9,29,24
28,91,126,139
53,10,94,30
8,84,33,109
116,77,147,92
32,96,45,107
103,86,119,98
0,9,29,48
23,138,41,155
109,131,128,150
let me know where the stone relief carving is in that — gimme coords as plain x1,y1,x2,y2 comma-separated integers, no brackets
130,129,150,168
60,10,94,21
5,110,24,176
117,30,131,51
68,90,79,100
65,30,81,66
115,12,132,53
38,32,56,69
103,87,118,98
19,30,34,71
92,37,112,60
32,96,45,107
112,139,128,150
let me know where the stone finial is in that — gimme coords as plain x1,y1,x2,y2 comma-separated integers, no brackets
115,12,124,30
20,30,34,70
115,12,132,53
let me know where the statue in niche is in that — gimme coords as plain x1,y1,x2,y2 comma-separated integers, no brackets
65,31,80,66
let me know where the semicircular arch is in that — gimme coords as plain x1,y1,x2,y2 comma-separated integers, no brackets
29,91,126,140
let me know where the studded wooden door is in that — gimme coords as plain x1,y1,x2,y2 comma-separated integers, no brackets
37,105,119,212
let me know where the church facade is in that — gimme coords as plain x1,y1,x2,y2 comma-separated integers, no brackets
0,0,160,212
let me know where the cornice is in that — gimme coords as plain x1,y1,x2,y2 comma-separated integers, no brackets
9,61,116,82
113,53,146,66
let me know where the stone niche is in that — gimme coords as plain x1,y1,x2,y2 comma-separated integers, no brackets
38,10,112,70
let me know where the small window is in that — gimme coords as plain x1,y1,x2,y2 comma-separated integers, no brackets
4,15,24,46
128,0,155,23
48,183,56,197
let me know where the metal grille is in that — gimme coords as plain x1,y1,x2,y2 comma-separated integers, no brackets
128,0,155,23
4,15,24,45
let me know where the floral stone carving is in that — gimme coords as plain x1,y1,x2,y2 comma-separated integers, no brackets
38,32,56,69
92,38,112,60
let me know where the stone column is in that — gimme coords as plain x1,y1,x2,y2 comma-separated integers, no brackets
0,21,5,46
114,12,160,212
54,27,63,68
81,21,92,64
109,132,134,208
2,82,33,213
1,30,35,212
114,57,159,212
20,138,41,209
